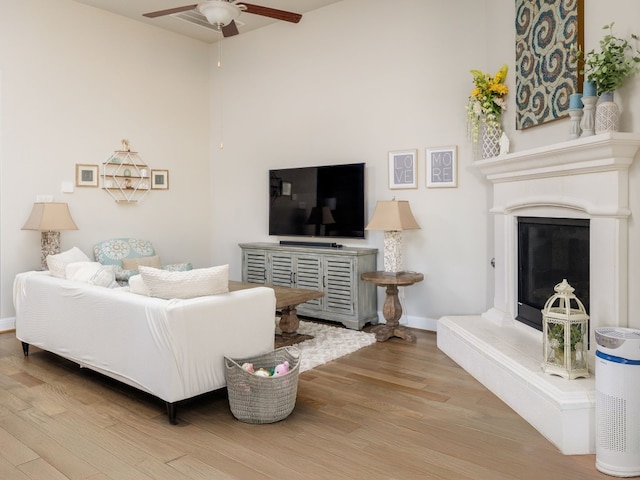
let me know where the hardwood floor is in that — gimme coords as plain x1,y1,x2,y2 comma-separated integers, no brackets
0,328,607,479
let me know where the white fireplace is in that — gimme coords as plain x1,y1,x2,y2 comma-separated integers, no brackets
437,132,640,454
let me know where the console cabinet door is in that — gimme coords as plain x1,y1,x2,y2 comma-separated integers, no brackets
323,255,355,316
294,254,323,313
270,252,294,287
243,249,268,284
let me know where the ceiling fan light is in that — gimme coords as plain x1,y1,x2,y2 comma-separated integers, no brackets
198,1,241,27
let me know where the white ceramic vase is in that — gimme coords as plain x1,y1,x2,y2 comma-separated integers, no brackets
481,122,502,159
595,91,619,134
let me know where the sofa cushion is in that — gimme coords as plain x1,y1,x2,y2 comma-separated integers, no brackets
139,265,229,300
122,255,161,271
46,247,91,278
93,238,156,267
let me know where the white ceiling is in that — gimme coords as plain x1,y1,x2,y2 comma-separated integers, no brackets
73,0,342,43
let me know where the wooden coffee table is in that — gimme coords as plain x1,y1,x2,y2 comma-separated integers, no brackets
229,281,324,337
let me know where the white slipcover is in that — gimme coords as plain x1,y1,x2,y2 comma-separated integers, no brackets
13,271,276,405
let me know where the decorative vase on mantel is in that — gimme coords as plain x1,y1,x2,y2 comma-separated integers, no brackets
595,91,620,134
481,121,502,159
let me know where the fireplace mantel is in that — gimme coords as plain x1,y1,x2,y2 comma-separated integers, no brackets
475,132,640,182
437,132,640,455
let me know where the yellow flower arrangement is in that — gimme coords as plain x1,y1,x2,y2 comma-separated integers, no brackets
466,64,509,143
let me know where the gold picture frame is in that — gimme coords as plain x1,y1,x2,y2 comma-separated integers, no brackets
426,146,457,188
388,150,418,189
75,164,99,187
151,170,169,190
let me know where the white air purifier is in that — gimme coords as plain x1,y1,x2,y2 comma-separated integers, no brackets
595,327,640,477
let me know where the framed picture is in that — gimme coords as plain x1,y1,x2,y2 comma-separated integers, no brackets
426,146,457,188
515,0,584,129
151,170,169,190
75,164,99,187
388,150,418,189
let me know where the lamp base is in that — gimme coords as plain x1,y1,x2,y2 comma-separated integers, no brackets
383,230,403,273
41,231,61,270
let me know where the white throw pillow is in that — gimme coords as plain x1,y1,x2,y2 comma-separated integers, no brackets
128,274,150,296
66,261,117,288
46,247,91,278
139,264,229,300
66,261,101,280
90,265,118,288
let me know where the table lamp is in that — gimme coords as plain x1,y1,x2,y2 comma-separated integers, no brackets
365,199,420,272
22,202,78,269
306,206,336,236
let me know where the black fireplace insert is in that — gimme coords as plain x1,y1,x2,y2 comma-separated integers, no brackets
517,217,590,331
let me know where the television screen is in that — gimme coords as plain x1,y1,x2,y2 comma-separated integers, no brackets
269,163,365,239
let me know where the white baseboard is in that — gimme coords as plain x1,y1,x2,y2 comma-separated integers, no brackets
0,317,16,333
373,311,437,332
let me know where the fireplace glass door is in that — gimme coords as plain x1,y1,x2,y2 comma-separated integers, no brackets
517,217,590,331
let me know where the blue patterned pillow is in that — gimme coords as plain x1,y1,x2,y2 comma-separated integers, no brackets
93,238,191,284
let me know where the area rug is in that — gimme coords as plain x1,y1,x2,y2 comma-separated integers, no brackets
277,321,377,373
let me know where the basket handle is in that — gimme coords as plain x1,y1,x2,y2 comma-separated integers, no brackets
283,345,301,360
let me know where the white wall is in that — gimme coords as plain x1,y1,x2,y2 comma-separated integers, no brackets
0,0,213,321
3,0,639,331
208,0,495,330
209,0,640,330
495,1,640,330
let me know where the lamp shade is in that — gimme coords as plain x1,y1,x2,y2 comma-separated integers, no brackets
198,1,241,26
306,206,336,225
21,203,78,231
365,200,420,231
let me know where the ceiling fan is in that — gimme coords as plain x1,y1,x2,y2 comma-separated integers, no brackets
143,1,302,37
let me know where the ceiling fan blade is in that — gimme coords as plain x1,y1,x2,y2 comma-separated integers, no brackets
239,3,302,23
143,4,198,18
222,20,240,37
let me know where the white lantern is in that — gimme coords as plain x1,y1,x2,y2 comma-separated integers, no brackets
541,279,590,379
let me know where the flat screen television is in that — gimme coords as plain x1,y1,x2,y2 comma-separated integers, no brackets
269,163,365,239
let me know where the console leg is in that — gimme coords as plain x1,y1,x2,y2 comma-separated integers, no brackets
21,342,29,357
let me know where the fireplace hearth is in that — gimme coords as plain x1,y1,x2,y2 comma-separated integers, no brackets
437,132,640,455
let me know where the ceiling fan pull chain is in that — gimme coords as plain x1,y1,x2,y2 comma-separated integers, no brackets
218,33,224,149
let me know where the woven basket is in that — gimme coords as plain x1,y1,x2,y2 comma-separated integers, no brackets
224,346,301,424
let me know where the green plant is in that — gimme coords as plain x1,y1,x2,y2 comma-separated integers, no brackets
573,22,640,95
548,323,583,352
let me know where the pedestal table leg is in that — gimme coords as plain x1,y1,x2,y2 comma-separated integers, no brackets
373,284,416,342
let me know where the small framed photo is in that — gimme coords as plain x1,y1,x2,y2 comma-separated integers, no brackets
75,164,99,187
151,170,169,190
388,150,418,189
426,146,457,188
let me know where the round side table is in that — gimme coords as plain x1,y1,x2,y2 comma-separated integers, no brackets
361,271,424,342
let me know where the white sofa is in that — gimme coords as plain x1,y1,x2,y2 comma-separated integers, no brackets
13,271,276,424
